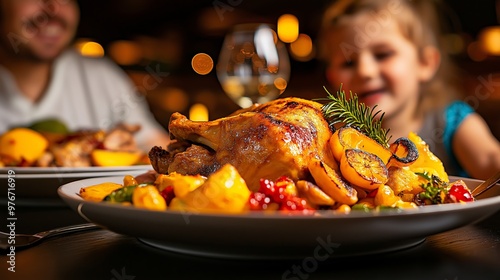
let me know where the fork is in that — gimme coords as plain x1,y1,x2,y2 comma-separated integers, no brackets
0,223,100,250
471,171,500,198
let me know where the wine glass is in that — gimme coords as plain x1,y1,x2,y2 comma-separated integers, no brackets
216,23,290,108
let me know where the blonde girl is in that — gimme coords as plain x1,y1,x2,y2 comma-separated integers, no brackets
318,0,500,179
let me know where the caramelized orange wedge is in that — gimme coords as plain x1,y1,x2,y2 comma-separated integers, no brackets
387,137,419,168
296,180,335,206
330,126,392,164
308,158,358,205
340,149,389,190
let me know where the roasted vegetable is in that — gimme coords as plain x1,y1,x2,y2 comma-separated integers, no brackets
79,182,123,202
170,164,251,213
104,184,141,203
407,132,448,182
132,185,167,211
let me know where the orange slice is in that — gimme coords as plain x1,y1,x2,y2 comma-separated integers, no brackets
296,180,335,206
308,158,358,205
330,126,392,164
340,149,388,190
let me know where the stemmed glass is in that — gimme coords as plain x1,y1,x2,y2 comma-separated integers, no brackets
216,23,290,108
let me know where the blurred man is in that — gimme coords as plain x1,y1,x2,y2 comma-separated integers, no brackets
0,0,170,150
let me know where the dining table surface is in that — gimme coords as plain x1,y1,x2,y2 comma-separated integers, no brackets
0,196,499,280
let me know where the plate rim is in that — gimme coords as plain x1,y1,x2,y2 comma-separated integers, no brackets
0,169,153,179
57,175,500,220
0,165,152,174
56,175,500,259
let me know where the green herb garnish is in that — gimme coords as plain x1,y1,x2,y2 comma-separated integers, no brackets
351,204,403,213
415,172,449,204
319,86,391,147
104,183,150,203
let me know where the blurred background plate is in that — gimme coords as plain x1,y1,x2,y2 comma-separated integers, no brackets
0,165,152,174
0,168,151,206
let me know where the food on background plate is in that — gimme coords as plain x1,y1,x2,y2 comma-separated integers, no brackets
0,121,148,167
28,118,70,134
0,128,49,166
80,89,475,214
90,149,143,167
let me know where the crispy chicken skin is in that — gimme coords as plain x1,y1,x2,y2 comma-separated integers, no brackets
149,97,335,191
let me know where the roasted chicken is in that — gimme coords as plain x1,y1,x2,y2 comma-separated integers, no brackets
149,97,336,191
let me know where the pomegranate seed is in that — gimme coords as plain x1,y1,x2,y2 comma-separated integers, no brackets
160,186,175,205
448,184,474,202
249,192,272,210
259,178,275,196
250,177,315,213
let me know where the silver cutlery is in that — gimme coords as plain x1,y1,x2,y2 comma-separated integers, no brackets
0,223,100,250
471,171,500,198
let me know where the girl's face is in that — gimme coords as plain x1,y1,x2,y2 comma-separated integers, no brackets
0,0,80,61
325,13,432,121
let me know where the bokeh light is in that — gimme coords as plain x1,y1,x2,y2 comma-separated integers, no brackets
191,53,214,75
479,26,500,55
159,87,189,112
277,14,299,43
189,103,209,121
274,77,288,93
289,33,314,61
108,40,142,65
75,40,105,57
467,41,488,61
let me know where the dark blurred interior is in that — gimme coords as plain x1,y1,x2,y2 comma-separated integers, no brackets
75,0,500,139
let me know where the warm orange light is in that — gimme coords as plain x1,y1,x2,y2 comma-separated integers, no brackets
479,26,500,55
108,40,142,65
277,14,299,43
467,41,487,62
78,41,105,57
189,103,209,121
273,77,288,93
290,33,314,61
191,53,214,75
161,88,189,112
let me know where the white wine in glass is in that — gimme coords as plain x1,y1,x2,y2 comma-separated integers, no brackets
217,23,290,108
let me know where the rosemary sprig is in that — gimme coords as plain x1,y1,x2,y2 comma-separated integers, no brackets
319,86,391,147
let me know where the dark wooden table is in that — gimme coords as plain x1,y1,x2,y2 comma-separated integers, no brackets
1,204,500,280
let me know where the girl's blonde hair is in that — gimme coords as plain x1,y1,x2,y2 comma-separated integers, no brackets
318,0,464,114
